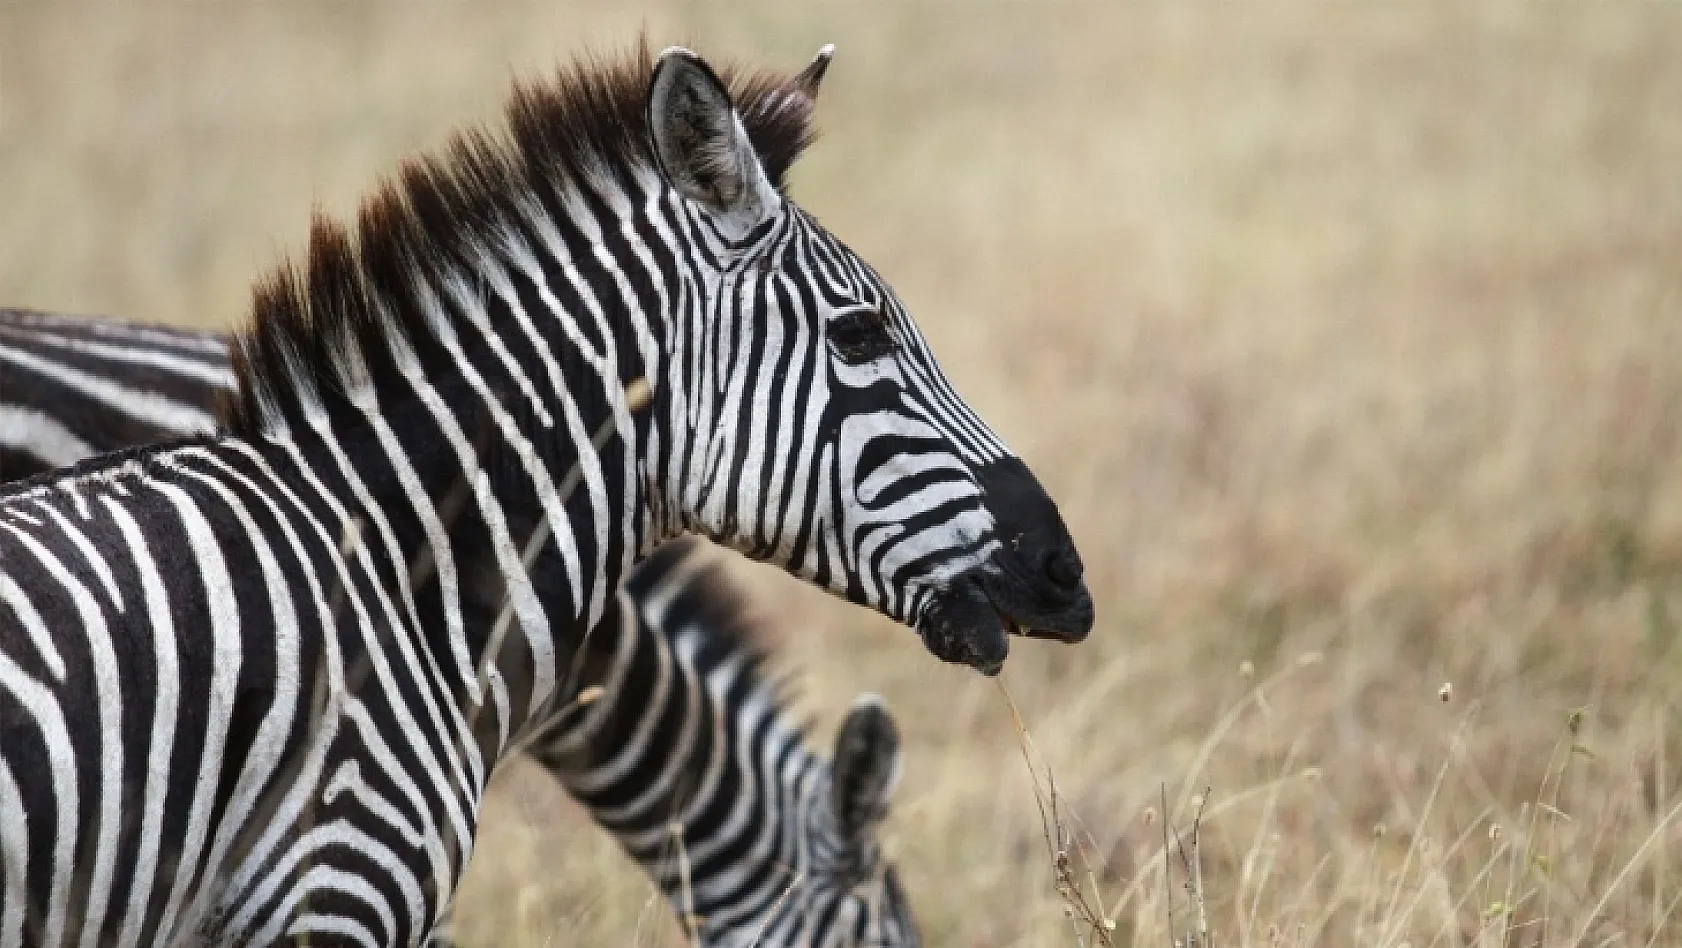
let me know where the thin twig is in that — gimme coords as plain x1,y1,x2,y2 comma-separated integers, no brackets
1163,783,1175,947
1188,788,1210,946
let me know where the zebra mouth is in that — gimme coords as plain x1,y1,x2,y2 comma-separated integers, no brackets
996,603,1091,644
916,568,1093,675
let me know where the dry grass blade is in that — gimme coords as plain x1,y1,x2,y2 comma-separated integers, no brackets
998,678,1118,947
745,872,805,948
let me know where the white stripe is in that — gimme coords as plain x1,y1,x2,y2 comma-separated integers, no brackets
607,645,748,851
530,594,638,760
102,497,182,948
162,459,312,941
280,425,473,873
0,346,217,435
0,636,78,946
0,523,124,948
322,760,428,849
146,478,243,945
0,325,237,390
441,269,553,429
0,405,93,470
499,226,634,628
565,613,674,795
249,826,412,946
35,503,123,613
189,448,348,941
0,568,65,681
673,683,783,870
241,439,457,889
344,385,477,712
3,312,229,357
411,280,570,721
0,760,25,948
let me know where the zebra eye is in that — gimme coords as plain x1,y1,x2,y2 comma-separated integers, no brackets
828,307,897,365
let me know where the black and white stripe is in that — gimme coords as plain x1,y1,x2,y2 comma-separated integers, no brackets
0,309,233,481
517,537,916,948
0,309,919,946
1,42,1086,945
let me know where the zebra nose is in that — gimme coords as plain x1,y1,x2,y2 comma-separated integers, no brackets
1044,549,1082,590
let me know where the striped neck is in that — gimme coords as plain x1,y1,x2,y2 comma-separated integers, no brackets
240,217,669,768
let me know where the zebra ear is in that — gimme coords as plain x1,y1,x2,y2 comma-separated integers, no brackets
648,46,781,242
793,44,835,100
830,694,903,844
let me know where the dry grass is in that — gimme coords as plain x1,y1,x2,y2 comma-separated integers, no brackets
4,2,1682,944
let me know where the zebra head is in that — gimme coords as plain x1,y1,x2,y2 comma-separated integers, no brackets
646,47,1093,675
713,693,917,948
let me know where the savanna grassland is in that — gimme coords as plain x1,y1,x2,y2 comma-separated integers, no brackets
3,3,1681,944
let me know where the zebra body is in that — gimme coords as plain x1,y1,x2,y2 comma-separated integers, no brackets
0,313,918,948
1,42,1088,945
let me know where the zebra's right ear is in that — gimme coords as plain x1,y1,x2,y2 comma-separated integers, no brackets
648,46,781,242
830,694,903,845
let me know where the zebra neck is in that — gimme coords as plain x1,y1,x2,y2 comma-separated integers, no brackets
247,355,654,766
229,173,694,753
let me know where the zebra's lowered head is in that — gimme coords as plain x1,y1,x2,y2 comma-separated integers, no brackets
704,693,917,948
644,47,1094,675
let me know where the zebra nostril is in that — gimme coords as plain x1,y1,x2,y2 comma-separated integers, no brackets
1044,550,1082,589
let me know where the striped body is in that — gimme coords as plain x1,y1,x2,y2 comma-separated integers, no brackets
0,308,917,946
1,42,1089,945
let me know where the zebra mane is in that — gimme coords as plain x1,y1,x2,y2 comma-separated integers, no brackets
223,39,820,437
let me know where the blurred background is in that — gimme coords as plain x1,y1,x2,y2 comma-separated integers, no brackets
3,2,1681,944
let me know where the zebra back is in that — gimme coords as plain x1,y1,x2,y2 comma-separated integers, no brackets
0,308,234,481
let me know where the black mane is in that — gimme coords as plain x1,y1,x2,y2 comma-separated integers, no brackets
223,40,819,437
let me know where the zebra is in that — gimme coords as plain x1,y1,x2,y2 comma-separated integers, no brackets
0,307,918,945
0,308,233,481
0,41,1089,944
501,536,916,947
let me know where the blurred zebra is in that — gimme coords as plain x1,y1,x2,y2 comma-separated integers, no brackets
0,42,1086,944
0,307,918,947
0,308,232,481
480,536,916,947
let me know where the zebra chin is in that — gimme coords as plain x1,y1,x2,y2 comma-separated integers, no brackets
915,567,1095,675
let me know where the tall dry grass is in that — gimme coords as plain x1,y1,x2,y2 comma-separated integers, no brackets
3,2,1681,944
